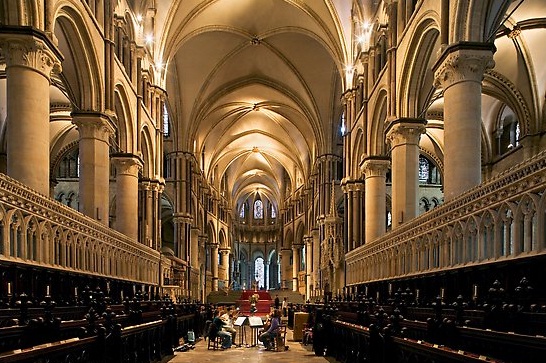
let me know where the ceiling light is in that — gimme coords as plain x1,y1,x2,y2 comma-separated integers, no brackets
252,146,259,153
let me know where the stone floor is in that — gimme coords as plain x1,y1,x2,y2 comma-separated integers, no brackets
165,327,338,363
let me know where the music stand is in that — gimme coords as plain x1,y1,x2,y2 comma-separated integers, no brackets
248,316,264,347
234,316,247,347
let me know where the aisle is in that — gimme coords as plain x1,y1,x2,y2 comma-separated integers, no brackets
165,327,337,363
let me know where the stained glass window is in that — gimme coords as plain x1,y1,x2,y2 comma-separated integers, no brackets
254,200,263,219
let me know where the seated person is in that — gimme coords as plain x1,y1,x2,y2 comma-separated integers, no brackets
258,309,281,350
220,307,237,344
211,308,232,349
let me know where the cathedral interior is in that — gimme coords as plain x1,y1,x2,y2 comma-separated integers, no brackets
1,0,546,361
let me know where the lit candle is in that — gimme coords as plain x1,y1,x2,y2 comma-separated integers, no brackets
7,282,11,295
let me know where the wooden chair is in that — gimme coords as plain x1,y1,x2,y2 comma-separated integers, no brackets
207,333,222,350
206,322,222,350
274,325,287,351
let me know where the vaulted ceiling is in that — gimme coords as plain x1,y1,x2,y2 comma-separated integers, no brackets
156,0,351,212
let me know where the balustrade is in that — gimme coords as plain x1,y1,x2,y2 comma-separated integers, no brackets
0,173,159,290
347,150,546,284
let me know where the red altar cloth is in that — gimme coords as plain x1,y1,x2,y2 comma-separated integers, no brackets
236,290,272,315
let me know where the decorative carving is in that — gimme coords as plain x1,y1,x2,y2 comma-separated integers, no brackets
0,37,61,78
346,148,546,285
361,157,390,177
386,120,426,147
112,155,142,176
434,48,494,90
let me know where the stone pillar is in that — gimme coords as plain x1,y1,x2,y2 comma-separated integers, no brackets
72,112,114,224
112,154,142,240
343,183,354,250
312,229,320,295
0,30,62,196
211,243,219,291
280,248,291,289
353,182,364,247
434,43,495,200
264,260,269,290
220,248,230,287
361,156,390,242
386,118,426,227
292,245,301,292
304,235,313,299
140,182,154,247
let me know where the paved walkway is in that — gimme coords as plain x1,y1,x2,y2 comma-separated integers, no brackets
165,328,337,363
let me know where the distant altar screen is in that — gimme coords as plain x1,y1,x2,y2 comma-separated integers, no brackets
248,316,263,327
234,316,247,326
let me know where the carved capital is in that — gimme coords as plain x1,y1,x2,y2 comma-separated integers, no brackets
0,32,62,79
72,112,115,141
112,154,143,176
385,118,427,147
434,43,495,90
361,156,390,177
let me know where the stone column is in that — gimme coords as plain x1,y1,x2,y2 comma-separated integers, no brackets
0,30,62,196
304,235,313,299
386,118,426,227
264,260,269,290
353,182,364,247
211,243,219,291
72,112,114,224
312,229,320,295
220,248,230,287
343,182,354,250
361,156,390,242
280,248,291,289
434,43,495,200
292,245,301,292
112,154,142,240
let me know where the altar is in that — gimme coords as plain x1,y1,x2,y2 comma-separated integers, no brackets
236,290,273,315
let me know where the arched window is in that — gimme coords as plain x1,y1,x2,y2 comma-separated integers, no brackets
270,205,276,219
254,200,263,219
239,203,246,218
418,155,441,185
254,257,264,289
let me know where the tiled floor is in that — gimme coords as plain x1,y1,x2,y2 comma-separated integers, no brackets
166,327,337,363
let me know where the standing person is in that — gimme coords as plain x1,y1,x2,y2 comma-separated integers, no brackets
274,294,280,310
259,309,281,350
282,297,288,317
